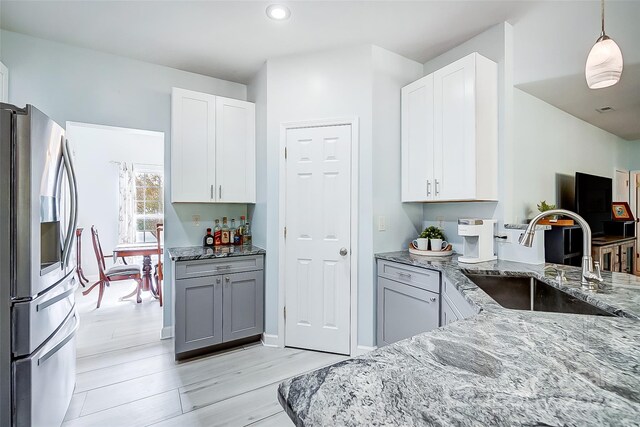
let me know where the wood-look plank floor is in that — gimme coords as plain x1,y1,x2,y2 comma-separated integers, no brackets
66,276,346,426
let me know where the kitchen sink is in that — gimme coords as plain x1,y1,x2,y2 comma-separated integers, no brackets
463,273,614,317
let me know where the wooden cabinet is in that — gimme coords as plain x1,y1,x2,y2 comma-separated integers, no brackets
222,270,264,342
377,260,441,347
171,87,255,203
174,255,264,358
592,239,636,274
175,276,223,353
401,52,498,202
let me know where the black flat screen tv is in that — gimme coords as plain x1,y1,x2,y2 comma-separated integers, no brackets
575,172,612,236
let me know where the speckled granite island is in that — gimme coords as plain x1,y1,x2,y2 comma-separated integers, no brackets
278,251,640,426
167,244,265,261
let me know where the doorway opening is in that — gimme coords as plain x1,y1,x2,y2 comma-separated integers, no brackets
66,121,165,356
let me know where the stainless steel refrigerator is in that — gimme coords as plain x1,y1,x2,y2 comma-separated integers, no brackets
0,103,79,427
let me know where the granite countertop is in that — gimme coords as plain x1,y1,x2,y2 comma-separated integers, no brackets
167,245,265,261
278,251,640,426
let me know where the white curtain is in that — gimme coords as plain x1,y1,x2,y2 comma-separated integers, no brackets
118,162,135,244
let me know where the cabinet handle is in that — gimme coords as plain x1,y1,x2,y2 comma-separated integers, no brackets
219,185,222,199
430,297,437,302
216,265,232,270
216,278,221,284
426,180,431,197
211,184,214,199
225,276,230,283
397,272,412,279
434,179,440,196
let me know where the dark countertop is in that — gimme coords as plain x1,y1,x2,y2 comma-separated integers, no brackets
167,245,265,261
278,252,640,426
592,235,636,246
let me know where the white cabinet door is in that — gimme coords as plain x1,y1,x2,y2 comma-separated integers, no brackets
433,54,476,201
171,88,216,202
0,61,8,103
215,97,256,203
401,75,434,202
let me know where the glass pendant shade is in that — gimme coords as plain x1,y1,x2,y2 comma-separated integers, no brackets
586,35,623,89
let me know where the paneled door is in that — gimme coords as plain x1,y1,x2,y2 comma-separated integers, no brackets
284,125,351,355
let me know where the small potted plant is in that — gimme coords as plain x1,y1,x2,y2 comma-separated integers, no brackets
420,226,445,251
536,200,558,221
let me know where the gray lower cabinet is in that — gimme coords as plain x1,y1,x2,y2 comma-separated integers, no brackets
174,255,264,357
441,276,476,326
222,271,264,342
377,277,440,346
175,276,224,353
441,298,461,326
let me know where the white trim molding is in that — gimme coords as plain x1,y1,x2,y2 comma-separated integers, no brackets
160,326,173,340
277,117,360,356
261,333,280,348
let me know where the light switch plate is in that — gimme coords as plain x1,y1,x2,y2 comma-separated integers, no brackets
378,216,386,231
192,215,201,227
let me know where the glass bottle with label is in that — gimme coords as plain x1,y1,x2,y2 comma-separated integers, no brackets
243,221,252,247
221,217,230,245
235,216,245,246
203,228,214,248
213,219,222,246
230,218,238,246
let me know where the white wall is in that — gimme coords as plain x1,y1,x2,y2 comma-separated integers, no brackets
419,23,513,255
263,45,374,346
1,30,248,331
247,63,268,250
372,46,424,254
68,123,164,276
512,88,635,222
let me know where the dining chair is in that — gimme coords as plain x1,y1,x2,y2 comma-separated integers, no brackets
75,227,89,287
154,223,164,307
83,225,143,309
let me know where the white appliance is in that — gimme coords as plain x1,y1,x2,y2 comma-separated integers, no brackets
0,103,79,427
458,219,496,263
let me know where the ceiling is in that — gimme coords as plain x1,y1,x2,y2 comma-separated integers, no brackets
513,1,640,140
0,0,638,140
0,0,537,84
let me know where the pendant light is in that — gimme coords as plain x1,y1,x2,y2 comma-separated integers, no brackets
585,0,623,89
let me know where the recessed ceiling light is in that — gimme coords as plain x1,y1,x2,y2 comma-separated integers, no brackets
266,4,290,21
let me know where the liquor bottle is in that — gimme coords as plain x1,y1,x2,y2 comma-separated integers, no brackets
221,217,230,245
235,216,246,246
243,221,252,247
213,219,222,246
203,228,214,248
230,218,238,246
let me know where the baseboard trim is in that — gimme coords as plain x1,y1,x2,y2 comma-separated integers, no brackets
161,326,174,340
261,333,279,347
354,345,377,356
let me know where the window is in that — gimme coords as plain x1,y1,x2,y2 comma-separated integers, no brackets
134,167,164,243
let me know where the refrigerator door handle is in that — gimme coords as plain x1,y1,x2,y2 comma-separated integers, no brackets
37,310,79,366
61,137,79,269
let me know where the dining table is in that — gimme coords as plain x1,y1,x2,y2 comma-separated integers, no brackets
113,243,163,299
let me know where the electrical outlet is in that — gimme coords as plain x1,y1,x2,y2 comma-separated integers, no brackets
436,216,444,229
378,216,386,231
192,215,201,227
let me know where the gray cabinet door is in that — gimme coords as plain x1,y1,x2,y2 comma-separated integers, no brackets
441,298,461,327
377,277,440,347
175,276,223,354
222,271,264,342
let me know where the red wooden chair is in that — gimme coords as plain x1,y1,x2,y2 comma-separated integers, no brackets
83,225,143,309
154,224,164,307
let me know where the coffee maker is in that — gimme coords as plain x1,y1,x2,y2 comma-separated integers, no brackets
457,219,497,263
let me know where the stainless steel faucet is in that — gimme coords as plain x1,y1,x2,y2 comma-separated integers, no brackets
519,209,603,288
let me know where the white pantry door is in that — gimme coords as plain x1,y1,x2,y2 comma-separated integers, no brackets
285,124,351,355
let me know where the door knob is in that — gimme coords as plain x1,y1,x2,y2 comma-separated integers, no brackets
340,248,348,256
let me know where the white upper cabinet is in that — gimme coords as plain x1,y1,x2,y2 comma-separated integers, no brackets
401,74,434,202
401,52,497,202
215,97,256,203
171,88,256,203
